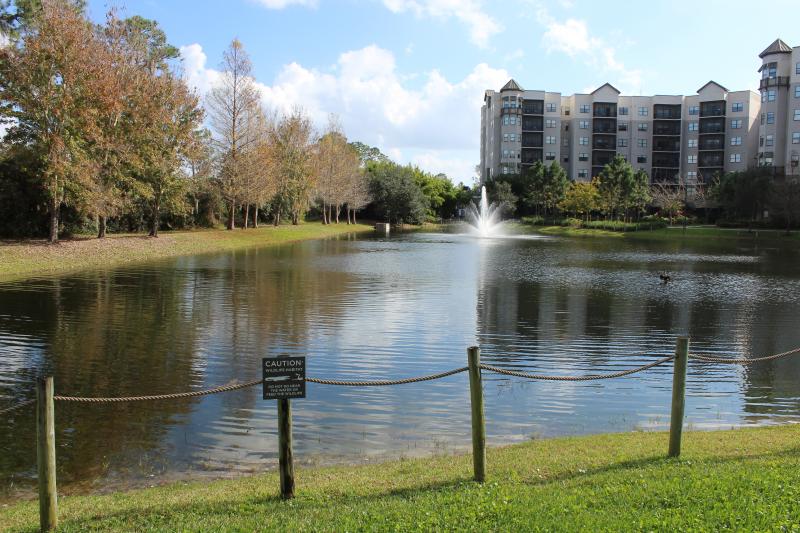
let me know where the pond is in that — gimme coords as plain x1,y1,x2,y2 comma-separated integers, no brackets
1,229,800,498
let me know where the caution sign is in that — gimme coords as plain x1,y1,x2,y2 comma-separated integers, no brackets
262,357,306,400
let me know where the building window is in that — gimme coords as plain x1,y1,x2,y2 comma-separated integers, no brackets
503,133,509,142
688,106,699,115
688,122,698,132
732,102,743,112
545,136,556,144
687,171,697,180
730,136,742,146
579,153,588,161
618,122,628,131
768,89,776,102
730,119,742,129
796,62,800,75
637,155,647,163
546,103,557,112
766,135,774,147
503,116,509,125
578,169,588,179
618,138,628,147
618,106,628,115
545,152,556,160
795,109,800,121
763,62,777,79
502,149,508,158
579,120,589,129
510,116,517,125
564,106,570,115
637,139,647,147
546,119,556,128
688,139,698,148
580,104,590,113
761,113,765,124
687,155,697,164
579,137,589,145
760,136,764,147
729,153,742,163
796,86,800,98
793,132,800,144
767,112,775,124
638,107,648,116
638,123,648,131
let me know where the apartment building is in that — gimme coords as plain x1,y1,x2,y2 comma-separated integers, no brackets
480,38,799,184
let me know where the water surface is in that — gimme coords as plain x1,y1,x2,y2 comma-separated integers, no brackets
1,230,799,497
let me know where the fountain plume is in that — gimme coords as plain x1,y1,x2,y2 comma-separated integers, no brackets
465,185,502,237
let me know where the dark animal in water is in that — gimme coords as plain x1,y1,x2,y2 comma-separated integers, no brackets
659,272,672,284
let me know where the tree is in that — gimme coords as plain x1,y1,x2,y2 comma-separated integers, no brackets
366,161,428,225
207,39,262,230
770,175,800,233
626,169,652,220
598,155,635,220
491,181,517,217
651,182,685,224
559,179,600,221
270,109,315,225
712,167,773,223
349,141,389,165
543,162,569,217
0,0,104,242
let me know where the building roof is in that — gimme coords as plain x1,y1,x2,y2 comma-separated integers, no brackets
759,38,793,58
500,79,523,92
697,80,729,94
591,82,620,95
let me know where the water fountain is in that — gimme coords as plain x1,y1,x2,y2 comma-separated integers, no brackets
465,185,502,237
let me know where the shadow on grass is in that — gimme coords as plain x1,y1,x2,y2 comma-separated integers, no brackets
11,445,800,532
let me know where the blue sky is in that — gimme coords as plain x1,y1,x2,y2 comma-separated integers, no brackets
87,0,798,181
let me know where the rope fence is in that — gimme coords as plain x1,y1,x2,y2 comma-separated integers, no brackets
3,339,800,530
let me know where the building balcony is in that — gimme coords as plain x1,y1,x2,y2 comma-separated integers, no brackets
501,107,522,116
521,117,543,132
759,77,790,90
700,101,726,117
654,104,682,120
521,102,544,115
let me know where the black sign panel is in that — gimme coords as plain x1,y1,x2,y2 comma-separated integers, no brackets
262,357,306,400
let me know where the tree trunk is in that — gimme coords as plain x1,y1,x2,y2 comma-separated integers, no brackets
353,210,357,225
274,212,281,226
98,216,107,239
227,202,236,230
335,204,340,224
149,197,160,238
48,197,59,244
322,203,328,224
292,211,299,225
244,204,250,229
254,206,259,228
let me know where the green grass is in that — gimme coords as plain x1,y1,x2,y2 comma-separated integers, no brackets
516,223,800,243
2,426,800,531
0,222,373,283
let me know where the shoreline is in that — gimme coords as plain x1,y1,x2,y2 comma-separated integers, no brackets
1,425,798,530
0,222,374,284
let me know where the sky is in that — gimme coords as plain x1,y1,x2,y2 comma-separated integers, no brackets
87,0,798,183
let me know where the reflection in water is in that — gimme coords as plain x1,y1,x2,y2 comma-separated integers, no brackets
1,231,800,498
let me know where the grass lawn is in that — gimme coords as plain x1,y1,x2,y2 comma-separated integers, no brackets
0,222,373,283
521,224,800,243
2,425,799,531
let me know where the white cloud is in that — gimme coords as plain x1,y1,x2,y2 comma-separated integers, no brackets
382,0,501,48
536,7,642,93
252,0,317,8
181,43,508,180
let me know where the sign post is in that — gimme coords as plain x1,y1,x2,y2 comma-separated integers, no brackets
263,357,305,499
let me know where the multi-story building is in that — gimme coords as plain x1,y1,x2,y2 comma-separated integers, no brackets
480,38,799,184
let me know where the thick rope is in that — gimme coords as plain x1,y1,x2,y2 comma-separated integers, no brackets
690,346,800,364
0,398,35,416
54,379,262,403
479,354,676,381
305,366,469,386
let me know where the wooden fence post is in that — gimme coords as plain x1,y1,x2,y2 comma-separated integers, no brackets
467,346,486,482
277,398,294,499
37,376,58,531
668,337,689,457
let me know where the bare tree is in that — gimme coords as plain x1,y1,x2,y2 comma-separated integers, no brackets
651,181,686,225
207,39,262,230
270,109,315,225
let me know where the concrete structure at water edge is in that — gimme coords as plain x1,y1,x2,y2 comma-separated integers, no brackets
480,38,800,185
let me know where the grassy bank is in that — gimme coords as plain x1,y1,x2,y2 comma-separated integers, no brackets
0,222,373,283
2,426,799,531
524,224,800,243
